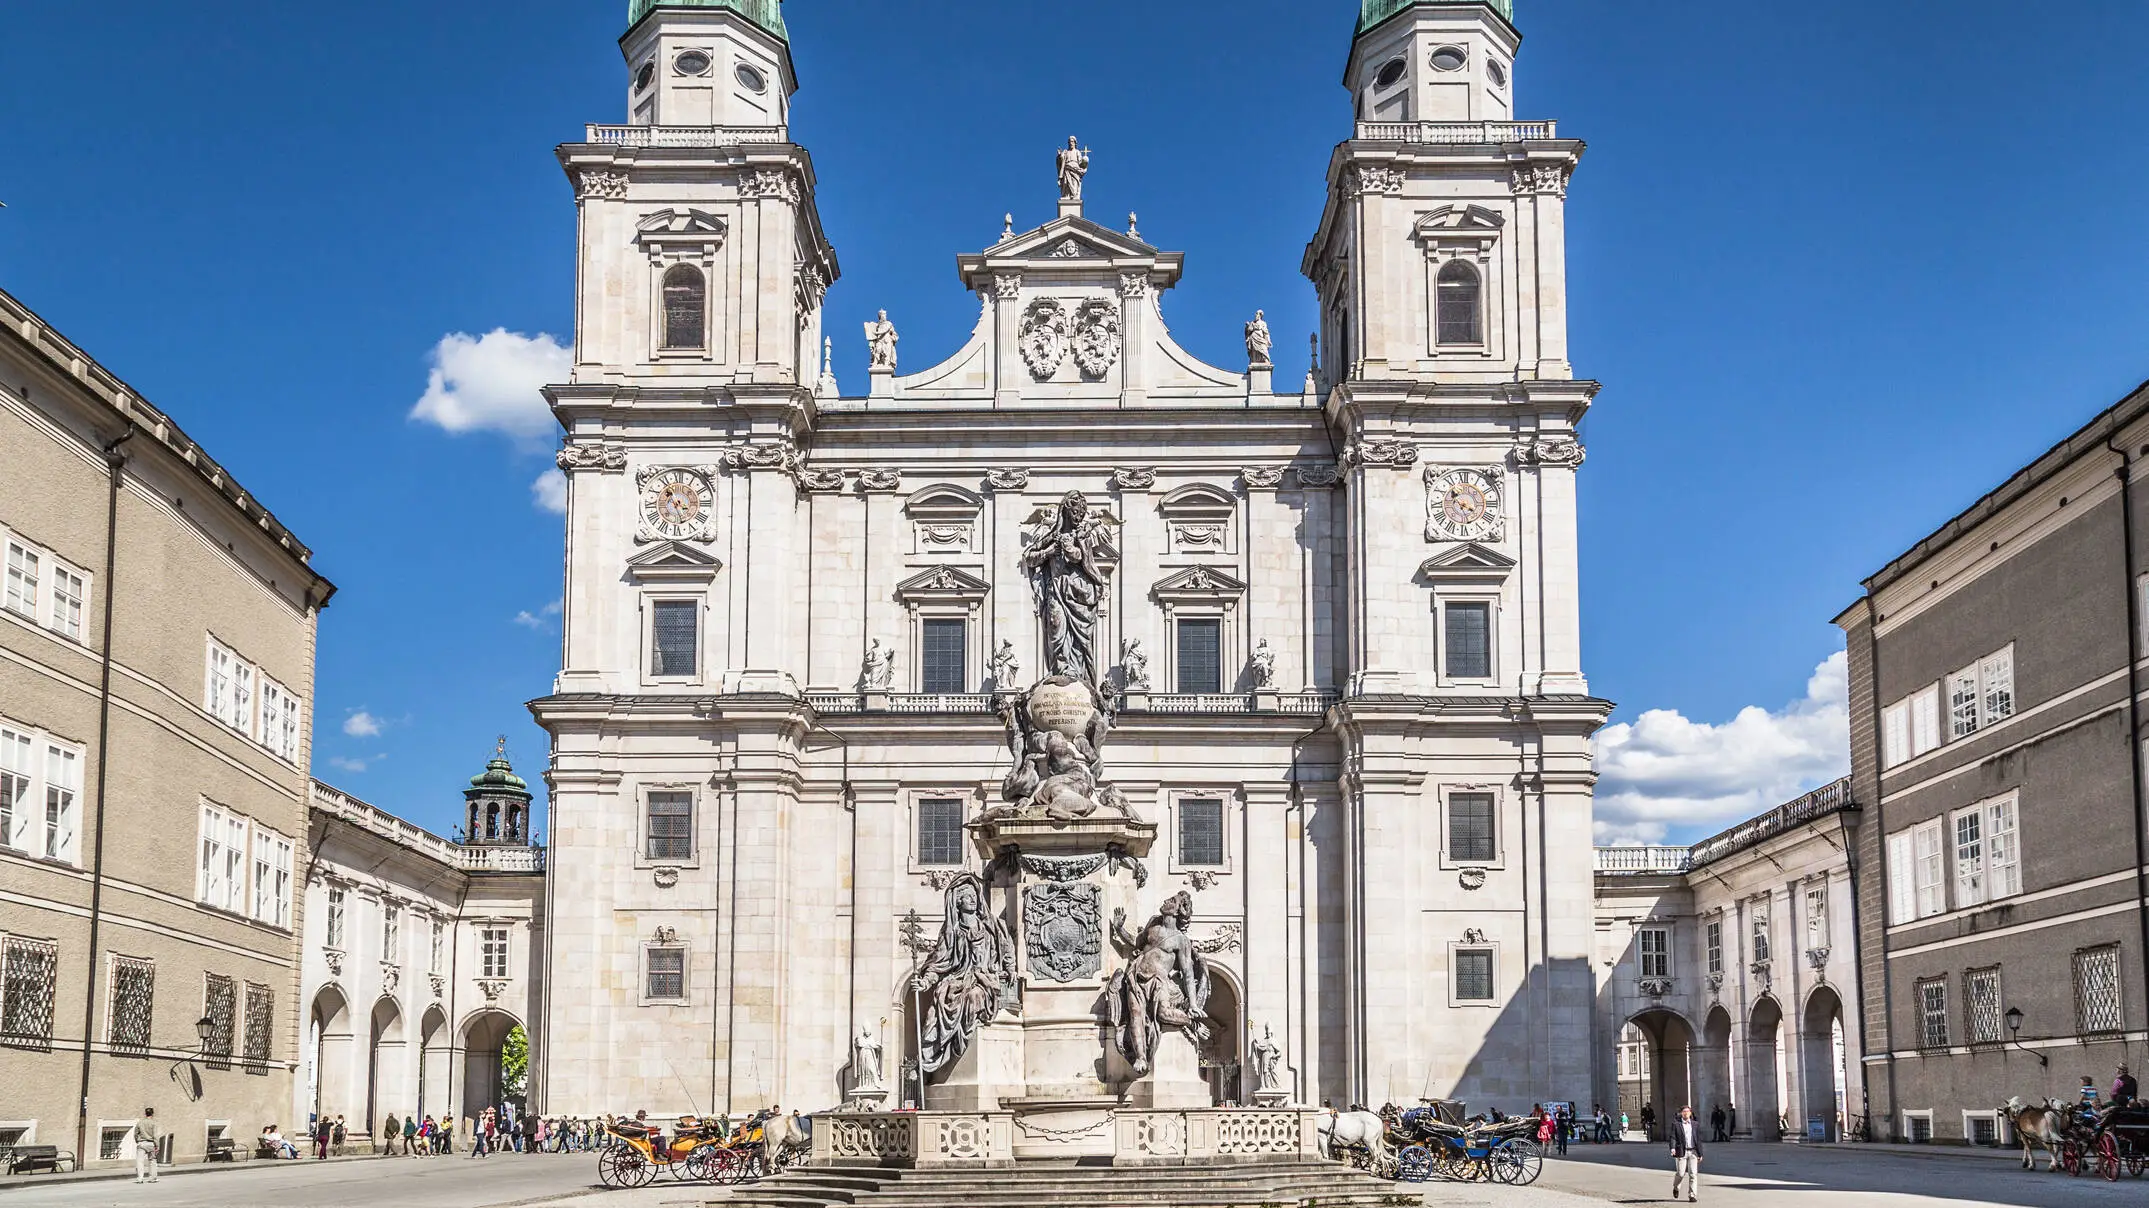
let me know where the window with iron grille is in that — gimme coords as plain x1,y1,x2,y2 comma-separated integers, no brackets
646,947,686,1001
646,791,693,860
243,982,272,1072
1917,978,1949,1050
1178,798,1225,866
661,264,707,350
1454,948,1494,1001
916,798,964,867
1175,619,1222,693
1444,602,1492,680
1448,792,1496,862
920,619,967,694
108,956,154,1054
0,937,57,1050
649,600,699,678
480,928,510,979
1705,920,1723,977
2076,946,2124,1035
1965,967,2002,1045
1637,927,1670,978
203,974,237,1068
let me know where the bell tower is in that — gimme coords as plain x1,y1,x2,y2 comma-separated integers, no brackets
1347,0,1519,124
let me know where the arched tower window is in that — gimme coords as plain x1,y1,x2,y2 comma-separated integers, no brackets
661,264,706,350
1436,260,1482,346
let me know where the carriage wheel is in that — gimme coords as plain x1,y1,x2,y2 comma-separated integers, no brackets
597,1147,649,1189
2099,1134,2122,1182
1396,1146,1433,1183
1495,1140,1544,1186
2059,1138,2084,1176
2127,1149,2147,1178
682,1146,718,1183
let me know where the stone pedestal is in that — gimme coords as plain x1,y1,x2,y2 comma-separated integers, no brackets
1121,1031,1211,1109
925,1019,1024,1112
868,366,895,398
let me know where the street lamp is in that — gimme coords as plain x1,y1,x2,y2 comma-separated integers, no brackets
2005,1006,2048,1067
194,1015,216,1047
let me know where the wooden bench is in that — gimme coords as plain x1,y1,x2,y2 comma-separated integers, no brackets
207,1137,237,1162
5,1145,77,1175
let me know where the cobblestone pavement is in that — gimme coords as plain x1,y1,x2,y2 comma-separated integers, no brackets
0,1152,612,1208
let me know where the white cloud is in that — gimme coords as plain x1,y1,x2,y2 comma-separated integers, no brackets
342,710,383,738
408,329,571,448
328,755,372,774
514,599,564,629
530,468,568,514
1592,652,1849,846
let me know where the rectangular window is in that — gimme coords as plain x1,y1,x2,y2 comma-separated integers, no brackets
646,791,693,861
108,956,154,1053
382,905,400,962
1705,920,1723,977
48,566,83,641
480,928,509,979
430,921,445,975
1448,792,1496,863
1805,883,1828,951
1910,685,1941,758
1965,967,2002,1045
1913,818,1945,918
0,936,59,1050
0,726,28,851
1176,618,1222,693
649,600,698,679
1454,949,1494,1001
231,661,254,735
202,973,237,1066
252,829,275,922
326,887,346,950
1980,648,2015,724
206,641,234,723
920,619,967,694
646,947,686,1001
1949,665,1981,741
1882,701,1910,769
1637,927,1670,978
1953,805,1985,908
1444,601,1492,680
99,1127,129,1162
4,542,38,618
197,804,242,911
243,983,272,1070
1178,798,1225,866
41,744,78,863
1986,795,2020,899
916,798,965,867
1918,978,1949,1049
258,679,301,764
1887,830,1915,924
2076,945,2124,1034
1751,912,1771,964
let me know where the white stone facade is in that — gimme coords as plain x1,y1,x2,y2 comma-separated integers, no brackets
1592,780,1864,1142
535,0,1606,1118
299,781,544,1142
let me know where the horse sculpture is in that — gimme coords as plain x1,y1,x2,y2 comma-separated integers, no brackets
1999,1096,2065,1171
1317,1109,1392,1172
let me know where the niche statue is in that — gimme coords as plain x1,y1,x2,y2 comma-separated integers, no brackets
912,873,1019,1075
1106,891,1211,1077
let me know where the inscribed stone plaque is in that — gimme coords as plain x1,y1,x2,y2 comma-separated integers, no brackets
1027,680,1097,740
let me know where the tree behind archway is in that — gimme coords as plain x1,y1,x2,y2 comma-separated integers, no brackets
502,1026,529,1102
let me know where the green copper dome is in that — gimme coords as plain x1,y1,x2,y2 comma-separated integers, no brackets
465,754,533,804
1359,0,1513,34
628,0,786,40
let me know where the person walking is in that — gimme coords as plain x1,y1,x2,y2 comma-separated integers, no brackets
404,1114,420,1157
314,1115,332,1160
332,1115,347,1154
1555,1106,1571,1156
132,1108,160,1184
1668,1105,1704,1202
383,1113,400,1156
1710,1104,1727,1143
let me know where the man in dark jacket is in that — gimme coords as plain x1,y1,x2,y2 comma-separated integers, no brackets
1668,1105,1704,1202
1710,1104,1727,1143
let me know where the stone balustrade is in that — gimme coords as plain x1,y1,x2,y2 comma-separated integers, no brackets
816,1109,1320,1169
1354,119,1558,144
813,1112,1013,1168
584,123,790,147
1593,845,1692,874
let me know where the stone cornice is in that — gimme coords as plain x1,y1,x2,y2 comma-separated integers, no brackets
555,139,839,279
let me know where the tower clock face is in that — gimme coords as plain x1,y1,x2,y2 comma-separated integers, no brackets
1425,467,1504,542
641,469,713,540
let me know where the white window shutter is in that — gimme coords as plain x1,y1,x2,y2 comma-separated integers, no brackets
1888,831,1915,924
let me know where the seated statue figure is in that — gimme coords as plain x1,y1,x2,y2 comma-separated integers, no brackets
1106,891,1210,1077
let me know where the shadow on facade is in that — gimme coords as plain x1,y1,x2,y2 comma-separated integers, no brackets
1422,957,1595,1113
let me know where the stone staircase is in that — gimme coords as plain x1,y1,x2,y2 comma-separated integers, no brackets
727,1160,1414,1208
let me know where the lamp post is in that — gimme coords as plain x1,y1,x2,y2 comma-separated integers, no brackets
2005,1007,2048,1067
194,1015,215,1048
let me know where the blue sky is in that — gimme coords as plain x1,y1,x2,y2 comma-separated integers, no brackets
4,1,2147,845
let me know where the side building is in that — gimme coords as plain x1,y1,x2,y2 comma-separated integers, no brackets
1593,779,1863,1142
302,761,545,1148
1837,383,2149,1143
0,287,334,1166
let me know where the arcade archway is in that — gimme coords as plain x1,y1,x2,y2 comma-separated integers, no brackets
1802,986,1848,1141
1748,996,1787,1141
310,985,354,1121
1624,1008,1698,1140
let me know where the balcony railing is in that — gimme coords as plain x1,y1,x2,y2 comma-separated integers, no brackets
804,692,1340,717
1594,846,1693,875
584,124,789,147
457,846,546,873
1688,777,1856,870
311,780,545,873
1354,119,1557,144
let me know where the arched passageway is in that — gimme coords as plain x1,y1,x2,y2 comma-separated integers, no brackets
368,997,405,1139
1802,986,1848,1141
311,986,354,1122
1199,968,1243,1105
1625,1009,1698,1140
1698,1006,1735,1133
460,1009,522,1121
1748,996,1787,1141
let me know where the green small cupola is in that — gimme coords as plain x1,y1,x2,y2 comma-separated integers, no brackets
1358,0,1513,36
464,739,535,847
628,0,786,40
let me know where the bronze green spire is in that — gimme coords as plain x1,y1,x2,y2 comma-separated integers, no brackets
628,0,786,40
1358,0,1514,36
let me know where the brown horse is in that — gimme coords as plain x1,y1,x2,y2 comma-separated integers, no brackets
1999,1096,2066,1171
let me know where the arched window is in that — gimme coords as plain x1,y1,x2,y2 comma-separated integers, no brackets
1436,260,1482,346
661,264,706,350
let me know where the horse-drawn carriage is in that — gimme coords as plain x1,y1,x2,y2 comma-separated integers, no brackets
1386,1104,1545,1185
596,1109,804,1188
2061,1102,2149,1182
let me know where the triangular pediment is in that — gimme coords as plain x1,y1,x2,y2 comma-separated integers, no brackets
626,541,723,582
1418,543,1516,576
1152,565,1247,599
957,215,1183,292
895,565,992,602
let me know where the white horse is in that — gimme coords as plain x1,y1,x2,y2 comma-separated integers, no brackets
1317,1110,1392,1172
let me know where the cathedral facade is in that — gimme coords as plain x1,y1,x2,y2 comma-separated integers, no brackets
533,0,1605,1117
